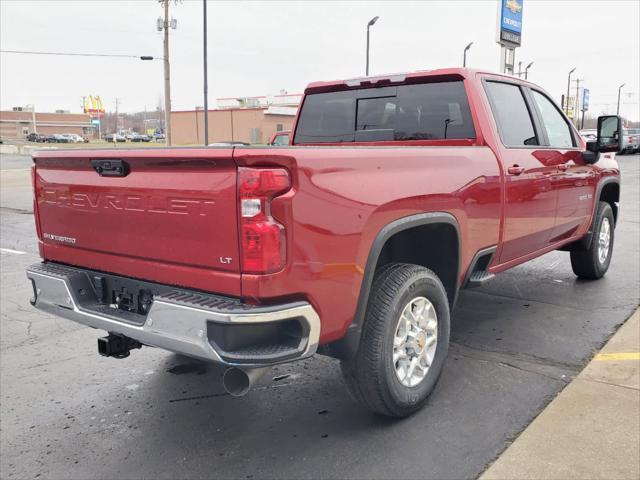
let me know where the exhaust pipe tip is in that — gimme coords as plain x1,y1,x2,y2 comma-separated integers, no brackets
222,367,270,397
222,368,251,397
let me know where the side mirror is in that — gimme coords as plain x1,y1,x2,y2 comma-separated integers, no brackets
596,115,623,153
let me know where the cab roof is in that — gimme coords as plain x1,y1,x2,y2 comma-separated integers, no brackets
304,67,535,94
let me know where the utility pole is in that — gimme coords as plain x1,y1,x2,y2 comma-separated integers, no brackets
617,83,625,115
115,97,119,134
27,104,37,133
195,107,200,144
158,0,176,146
517,61,522,78
203,0,209,145
365,16,379,76
565,67,576,115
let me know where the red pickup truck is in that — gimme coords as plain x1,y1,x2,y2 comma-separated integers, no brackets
27,68,622,417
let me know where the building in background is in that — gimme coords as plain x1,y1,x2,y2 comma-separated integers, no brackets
171,93,301,145
0,106,96,140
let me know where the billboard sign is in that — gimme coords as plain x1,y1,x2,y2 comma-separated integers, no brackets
84,96,105,117
582,88,590,112
497,0,523,47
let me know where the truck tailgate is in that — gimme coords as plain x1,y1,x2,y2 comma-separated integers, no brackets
33,149,241,296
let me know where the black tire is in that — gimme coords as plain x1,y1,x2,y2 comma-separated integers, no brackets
341,263,450,417
570,201,615,279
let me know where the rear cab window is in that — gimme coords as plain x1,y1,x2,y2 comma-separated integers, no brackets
293,81,476,144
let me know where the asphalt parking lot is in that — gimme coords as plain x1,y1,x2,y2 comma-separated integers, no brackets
1,153,639,480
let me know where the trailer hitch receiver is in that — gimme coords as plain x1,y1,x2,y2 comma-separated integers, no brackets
97,333,142,359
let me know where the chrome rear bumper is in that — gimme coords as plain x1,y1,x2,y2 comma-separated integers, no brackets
26,262,320,367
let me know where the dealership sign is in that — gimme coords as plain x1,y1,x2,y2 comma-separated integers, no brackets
582,88,590,112
497,0,523,47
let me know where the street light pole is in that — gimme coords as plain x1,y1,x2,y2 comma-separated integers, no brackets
365,16,379,76
203,0,209,146
524,61,533,80
463,42,473,67
617,83,625,115
565,67,576,114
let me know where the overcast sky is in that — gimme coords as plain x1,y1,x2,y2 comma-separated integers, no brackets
1,0,639,120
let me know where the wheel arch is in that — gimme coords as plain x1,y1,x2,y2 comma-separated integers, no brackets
599,179,620,224
320,212,461,360
560,176,620,253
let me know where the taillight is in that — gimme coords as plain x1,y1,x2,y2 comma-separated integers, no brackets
238,167,291,273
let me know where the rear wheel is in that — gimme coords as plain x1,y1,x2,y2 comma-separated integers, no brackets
341,263,450,417
570,201,615,279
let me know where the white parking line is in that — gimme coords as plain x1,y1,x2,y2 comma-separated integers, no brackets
0,247,27,255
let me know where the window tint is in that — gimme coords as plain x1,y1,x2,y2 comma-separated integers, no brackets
272,133,289,146
485,81,538,147
294,81,475,143
294,90,356,143
394,82,475,140
356,96,396,131
531,90,574,148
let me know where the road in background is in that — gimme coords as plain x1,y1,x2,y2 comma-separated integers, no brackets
1,154,639,479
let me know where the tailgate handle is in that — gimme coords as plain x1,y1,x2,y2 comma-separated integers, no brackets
91,159,129,177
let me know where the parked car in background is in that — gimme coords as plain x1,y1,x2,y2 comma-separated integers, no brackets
153,133,166,142
26,133,47,143
64,134,86,144
131,134,151,142
579,129,597,143
104,133,126,143
51,134,70,143
621,128,639,154
268,131,290,146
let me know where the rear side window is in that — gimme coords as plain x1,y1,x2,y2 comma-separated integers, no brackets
294,90,356,142
485,81,538,147
294,81,475,143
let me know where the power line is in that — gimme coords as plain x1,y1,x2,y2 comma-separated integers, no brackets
0,49,160,60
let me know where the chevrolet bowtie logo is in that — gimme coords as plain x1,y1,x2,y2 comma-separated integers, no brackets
506,0,523,14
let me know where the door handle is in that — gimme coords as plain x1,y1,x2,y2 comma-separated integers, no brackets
507,165,525,176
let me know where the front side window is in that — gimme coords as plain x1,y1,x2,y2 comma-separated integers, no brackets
531,90,574,148
294,81,475,143
485,81,538,147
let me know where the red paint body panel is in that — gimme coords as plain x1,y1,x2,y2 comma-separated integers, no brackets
235,146,502,342
31,69,620,346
